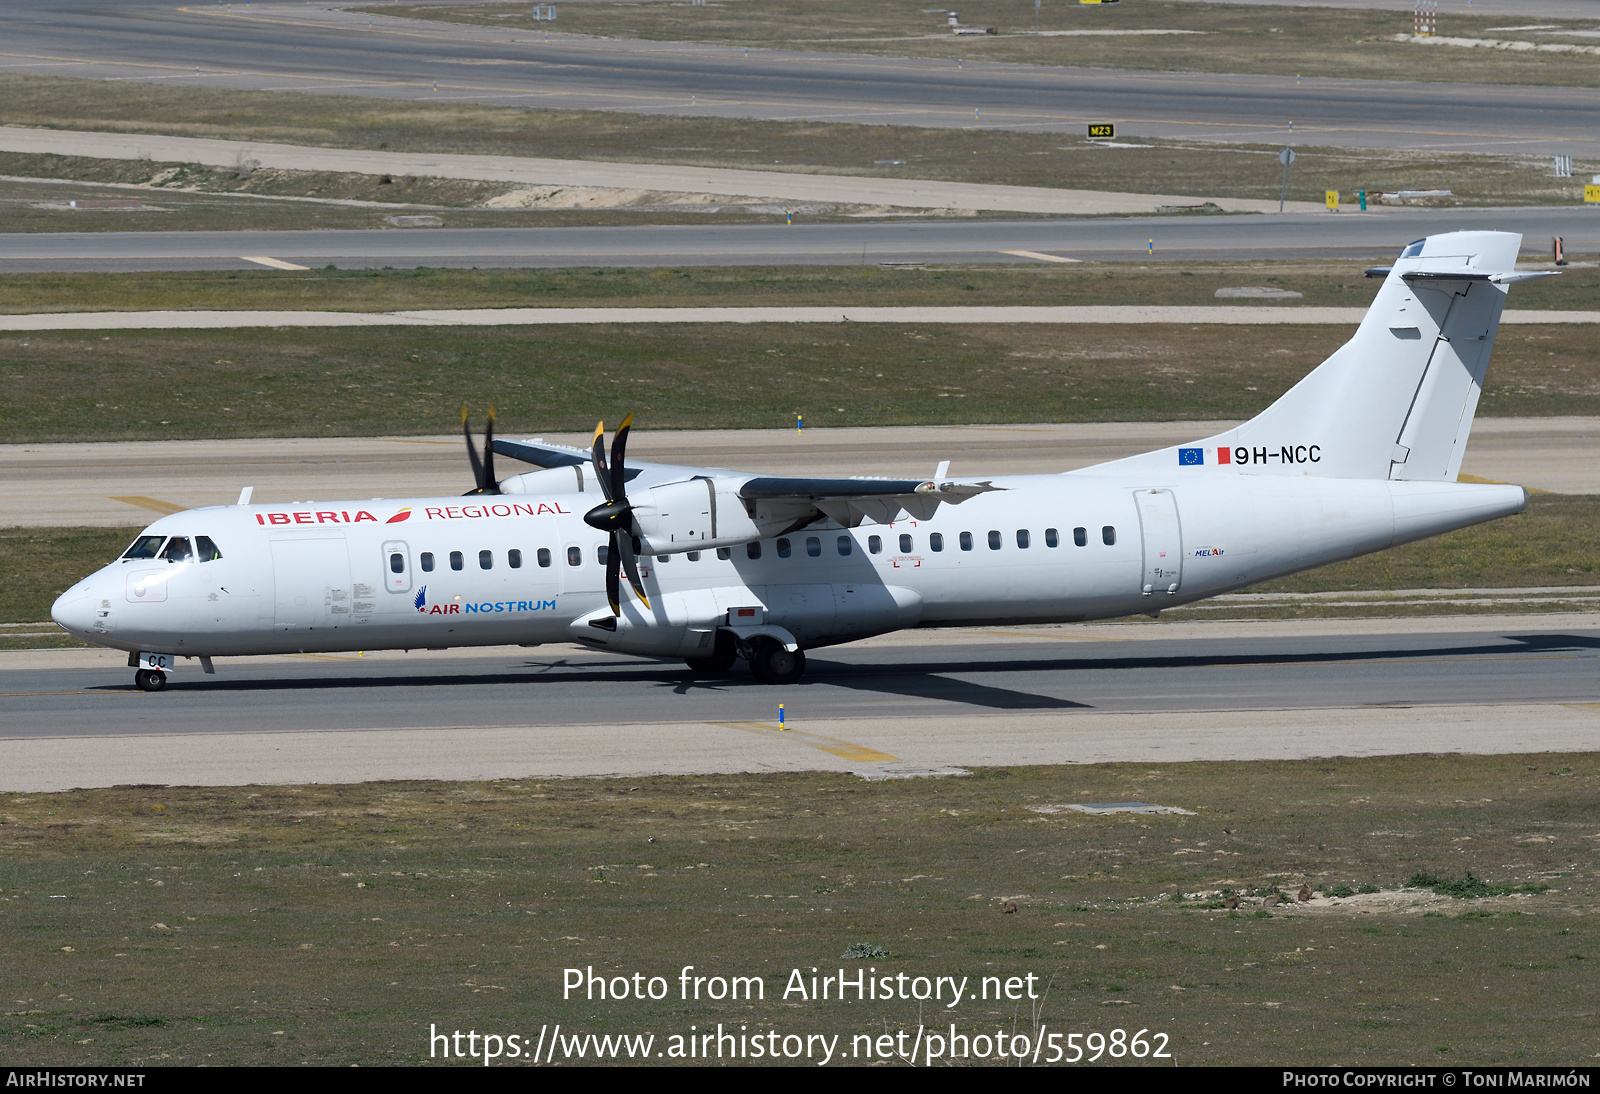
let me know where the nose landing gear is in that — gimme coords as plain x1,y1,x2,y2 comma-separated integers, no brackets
134,668,167,692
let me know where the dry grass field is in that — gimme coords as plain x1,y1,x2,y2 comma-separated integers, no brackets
380,0,1600,88
1,755,1595,1065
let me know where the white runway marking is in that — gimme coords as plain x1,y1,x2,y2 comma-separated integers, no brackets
998,249,1082,263
239,256,311,271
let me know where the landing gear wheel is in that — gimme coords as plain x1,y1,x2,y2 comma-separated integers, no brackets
685,654,737,675
749,639,805,685
134,669,167,692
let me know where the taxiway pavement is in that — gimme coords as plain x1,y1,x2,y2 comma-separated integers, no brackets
2,207,1596,273
2,614,1596,791
3,1,1597,154
3,418,1593,529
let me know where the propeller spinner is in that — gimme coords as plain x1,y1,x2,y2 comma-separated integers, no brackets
583,414,651,616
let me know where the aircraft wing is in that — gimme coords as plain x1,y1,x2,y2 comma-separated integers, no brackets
738,476,997,526
492,437,593,470
493,437,997,530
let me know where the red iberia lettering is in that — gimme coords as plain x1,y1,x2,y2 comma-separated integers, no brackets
255,514,265,525
353,511,377,522
316,512,339,523
268,513,291,525
293,513,313,524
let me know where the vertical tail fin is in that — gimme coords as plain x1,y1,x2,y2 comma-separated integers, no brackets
1126,231,1553,482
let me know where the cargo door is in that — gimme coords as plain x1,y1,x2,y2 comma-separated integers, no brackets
271,536,351,631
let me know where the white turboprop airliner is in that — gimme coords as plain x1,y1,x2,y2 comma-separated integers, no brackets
54,231,1548,691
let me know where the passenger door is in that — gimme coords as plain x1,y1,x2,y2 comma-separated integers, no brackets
1135,489,1183,596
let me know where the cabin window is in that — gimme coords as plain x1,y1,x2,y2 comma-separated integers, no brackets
161,537,194,563
1045,528,1058,548
746,542,761,560
777,538,792,558
479,549,493,570
195,535,223,562
929,532,944,553
959,531,973,552
687,551,701,561
389,552,405,574
1102,525,1117,546
508,549,522,569
1016,529,1030,549
868,535,882,555
597,544,610,567
420,552,435,572
656,554,670,564
837,535,852,556
717,546,731,560
537,548,552,568
806,537,821,558
1074,526,1087,547
567,546,582,567
899,533,913,553
123,535,165,560
450,550,464,571
987,530,1001,551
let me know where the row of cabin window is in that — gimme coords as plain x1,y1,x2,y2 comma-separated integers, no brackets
398,524,1119,575
768,525,1117,558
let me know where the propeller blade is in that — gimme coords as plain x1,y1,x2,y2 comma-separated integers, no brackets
610,412,634,504
605,532,622,616
482,406,497,490
618,533,650,609
462,405,485,490
590,420,612,503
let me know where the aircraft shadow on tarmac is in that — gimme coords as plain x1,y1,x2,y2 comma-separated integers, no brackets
79,632,1600,710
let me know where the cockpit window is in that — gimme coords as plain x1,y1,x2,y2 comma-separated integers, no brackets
123,535,166,560
195,535,223,562
160,536,194,563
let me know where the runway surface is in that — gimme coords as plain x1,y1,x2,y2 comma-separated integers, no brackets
1168,0,1600,13
3,1,1599,154
5,418,1594,529
3,207,1596,272
9,304,1600,332
2,615,1597,791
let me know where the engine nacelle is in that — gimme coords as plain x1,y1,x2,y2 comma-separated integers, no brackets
498,465,589,495
632,477,787,554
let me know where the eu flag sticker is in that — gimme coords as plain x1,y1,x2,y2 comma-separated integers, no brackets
1178,447,1205,466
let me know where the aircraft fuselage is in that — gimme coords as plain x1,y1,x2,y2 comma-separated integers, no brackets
52,471,1525,662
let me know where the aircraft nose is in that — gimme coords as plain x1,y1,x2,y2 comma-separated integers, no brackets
51,586,96,636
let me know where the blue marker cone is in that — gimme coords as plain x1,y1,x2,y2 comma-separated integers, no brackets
779,703,786,729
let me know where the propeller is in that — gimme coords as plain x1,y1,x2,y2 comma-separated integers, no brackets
461,405,500,496
582,414,650,616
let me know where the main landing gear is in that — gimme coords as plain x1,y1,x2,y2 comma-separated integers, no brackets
748,637,806,685
682,635,807,684
685,654,737,676
134,668,167,692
